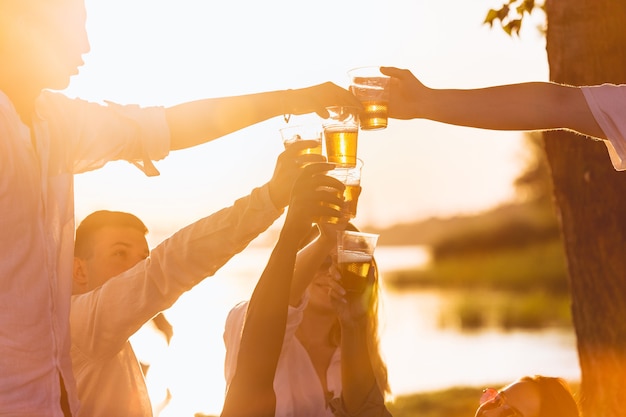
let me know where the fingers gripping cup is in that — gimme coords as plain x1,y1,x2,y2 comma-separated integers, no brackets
280,124,323,155
327,159,363,220
322,106,360,168
336,230,379,292
348,66,390,130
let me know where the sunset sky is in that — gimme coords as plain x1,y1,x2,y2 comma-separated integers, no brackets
66,0,549,244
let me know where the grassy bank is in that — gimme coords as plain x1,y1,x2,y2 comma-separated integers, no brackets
383,238,572,330
197,382,580,417
386,380,580,417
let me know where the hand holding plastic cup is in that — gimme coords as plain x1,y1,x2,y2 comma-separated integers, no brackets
280,124,323,156
327,158,363,220
336,230,379,292
348,66,390,130
322,106,360,168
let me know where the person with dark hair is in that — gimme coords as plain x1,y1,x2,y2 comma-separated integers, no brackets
380,66,626,170
476,375,579,417
0,0,360,413
70,144,326,417
223,219,391,417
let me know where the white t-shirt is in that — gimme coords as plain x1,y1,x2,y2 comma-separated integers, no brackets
582,83,626,170
224,294,343,417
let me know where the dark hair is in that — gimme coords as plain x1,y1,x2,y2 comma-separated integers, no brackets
519,375,579,417
74,210,148,259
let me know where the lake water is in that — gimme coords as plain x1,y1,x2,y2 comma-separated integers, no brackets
130,245,580,417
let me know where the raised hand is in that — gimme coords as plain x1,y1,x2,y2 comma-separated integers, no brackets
281,162,345,243
380,66,427,120
268,141,328,208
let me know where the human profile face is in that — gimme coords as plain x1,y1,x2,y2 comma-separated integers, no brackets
2,0,90,92
475,381,541,417
306,256,335,312
74,225,149,292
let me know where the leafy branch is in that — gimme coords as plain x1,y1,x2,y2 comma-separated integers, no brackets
484,0,545,36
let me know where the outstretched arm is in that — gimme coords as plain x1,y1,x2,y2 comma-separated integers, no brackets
165,83,362,150
221,163,345,417
380,66,605,140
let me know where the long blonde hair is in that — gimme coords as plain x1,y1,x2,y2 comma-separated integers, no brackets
307,224,391,399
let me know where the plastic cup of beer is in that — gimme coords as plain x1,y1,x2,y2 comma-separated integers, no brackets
327,158,363,220
336,230,379,292
280,124,323,155
348,66,390,130
314,179,345,226
322,106,360,168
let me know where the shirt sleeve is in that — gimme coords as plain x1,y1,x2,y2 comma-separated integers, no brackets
38,91,170,176
582,84,626,170
71,183,283,360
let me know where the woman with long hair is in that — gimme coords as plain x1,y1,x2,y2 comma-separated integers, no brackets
223,220,391,417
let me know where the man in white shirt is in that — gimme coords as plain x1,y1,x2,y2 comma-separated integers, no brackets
70,143,324,417
0,1,360,415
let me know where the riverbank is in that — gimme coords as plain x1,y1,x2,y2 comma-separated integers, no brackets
386,379,580,417
196,381,580,417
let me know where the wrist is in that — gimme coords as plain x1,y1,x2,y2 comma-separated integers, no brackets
267,181,287,209
281,88,297,121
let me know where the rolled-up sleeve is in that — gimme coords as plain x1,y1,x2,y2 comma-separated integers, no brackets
582,84,626,170
38,91,170,176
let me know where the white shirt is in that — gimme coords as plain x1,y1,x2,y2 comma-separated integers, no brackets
224,294,342,417
0,89,169,417
582,83,626,170
71,185,283,417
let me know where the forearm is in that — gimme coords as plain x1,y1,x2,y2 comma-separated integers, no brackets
222,232,300,416
424,82,604,138
339,320,379,413
290,233,334,305
165,90,289,150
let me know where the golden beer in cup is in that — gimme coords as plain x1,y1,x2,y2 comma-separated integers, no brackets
314,185,344,225
336,230,379,292
348,66,390,130
322,106,360,168
327,159,363,220
343,183,362,219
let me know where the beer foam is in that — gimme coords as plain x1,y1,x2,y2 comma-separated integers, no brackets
338,249,372,263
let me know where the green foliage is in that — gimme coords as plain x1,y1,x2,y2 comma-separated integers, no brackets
387,239,568,294
384,238,571,330
386,382,580,417
484,0,543,36
438,290,572,331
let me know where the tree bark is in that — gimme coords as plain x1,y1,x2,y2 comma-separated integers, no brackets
544,1,626,416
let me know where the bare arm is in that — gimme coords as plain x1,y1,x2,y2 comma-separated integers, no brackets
165,83,362,150
288,220,348,306
381,66,606,140
221,163,345,417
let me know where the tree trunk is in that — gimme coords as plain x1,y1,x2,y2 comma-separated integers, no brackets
544,1,626,416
